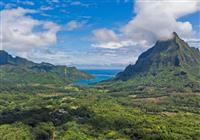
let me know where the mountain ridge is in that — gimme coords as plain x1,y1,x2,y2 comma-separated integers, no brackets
116,32,200,81
102,32,200,92
0,50,93,85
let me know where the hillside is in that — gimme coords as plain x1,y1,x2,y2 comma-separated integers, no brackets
1,34,200,140
0,50,93,85
103,32,200,92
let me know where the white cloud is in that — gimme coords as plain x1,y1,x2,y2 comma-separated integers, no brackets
92,40,137,49
92,28,118,42
28,48,132,69
185,38,200,49
70,1,89,7
40,6,53,11
122,0,199,43
91,0,200,49
65,20,85,31
21,1,34,6
0,8,60,53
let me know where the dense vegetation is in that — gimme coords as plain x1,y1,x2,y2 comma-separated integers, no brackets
0,50,92,85
0,33,200,139
0,84,200,140
115,33,200,92
100,68,200,93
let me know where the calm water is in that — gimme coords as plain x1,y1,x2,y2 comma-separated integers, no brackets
75,69,121,85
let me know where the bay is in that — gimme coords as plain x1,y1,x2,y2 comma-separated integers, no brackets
75,69,121,85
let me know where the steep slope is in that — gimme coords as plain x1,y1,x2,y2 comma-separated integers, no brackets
109,32,200,92
117,32,200,80
0,50,34,66
0,50,92,85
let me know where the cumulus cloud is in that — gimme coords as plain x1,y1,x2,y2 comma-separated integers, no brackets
92,40,138,49
29,47,134,69
0,8,60,53
70,1,90,7
122,0,199,43
15,1,35,6
92,0,200,49
91,28,135,49
65,20,86,31
40,6,53,11
92,28,118,42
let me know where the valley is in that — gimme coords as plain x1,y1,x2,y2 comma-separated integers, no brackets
0,85,199,139
0,33,200,140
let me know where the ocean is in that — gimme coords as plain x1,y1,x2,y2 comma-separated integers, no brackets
74,69,122,85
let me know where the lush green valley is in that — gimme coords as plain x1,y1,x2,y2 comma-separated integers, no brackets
0,85,200,140
0,33,200,140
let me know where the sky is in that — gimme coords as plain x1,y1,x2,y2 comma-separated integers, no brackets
0,0,200,69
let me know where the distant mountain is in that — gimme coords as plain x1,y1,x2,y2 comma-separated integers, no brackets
0,50,93,85
0,50,34,66
111,32,200,92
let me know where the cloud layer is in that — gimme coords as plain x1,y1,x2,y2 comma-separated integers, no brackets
0,8,60,54
92,28,118,42
65,20,86,31
1,1,199,68
122,0,199,42
92,0,200,49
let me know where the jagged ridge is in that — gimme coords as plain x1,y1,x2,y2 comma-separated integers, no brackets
114,32,200,92
117,32,200,80
0,50,93,84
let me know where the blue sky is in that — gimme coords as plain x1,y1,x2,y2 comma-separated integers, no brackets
1,0,200,69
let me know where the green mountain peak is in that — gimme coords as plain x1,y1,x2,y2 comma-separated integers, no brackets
114,32,200,92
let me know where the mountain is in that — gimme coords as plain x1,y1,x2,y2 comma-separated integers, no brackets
111,32,200,92
0,50,35,66
0,50,93,85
